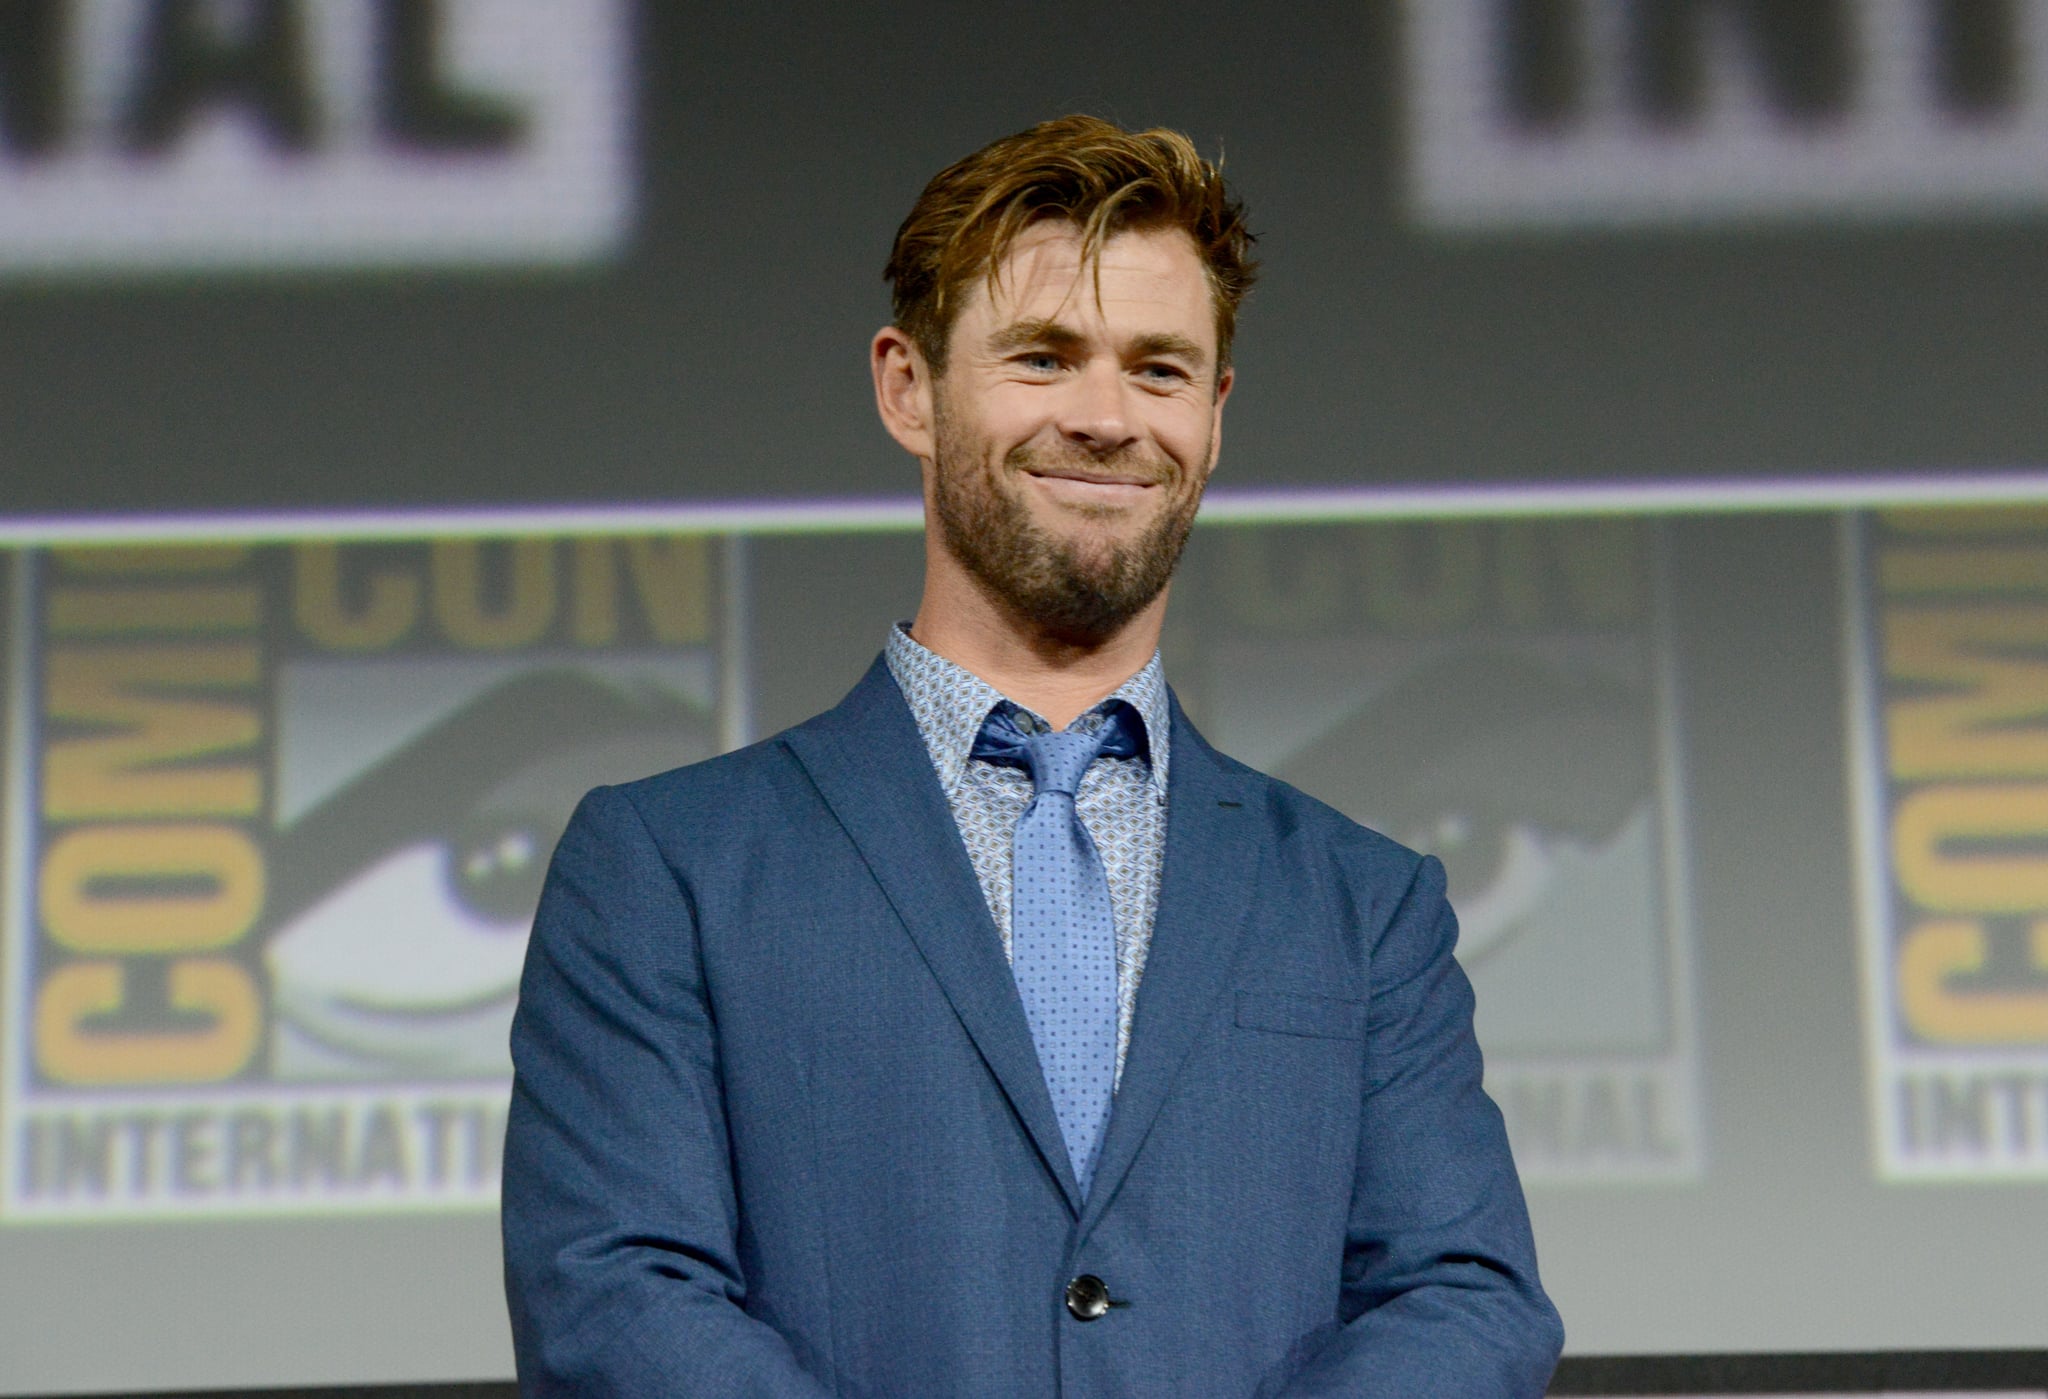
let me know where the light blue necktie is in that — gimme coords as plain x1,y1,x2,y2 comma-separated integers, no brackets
973,703,1140,1198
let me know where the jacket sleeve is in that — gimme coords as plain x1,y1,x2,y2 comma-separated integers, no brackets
1267,853,1565,1399
501,784,834,1398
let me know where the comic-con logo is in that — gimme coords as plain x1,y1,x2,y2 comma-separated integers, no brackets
6,535,725,1217
1851,508,2048,1178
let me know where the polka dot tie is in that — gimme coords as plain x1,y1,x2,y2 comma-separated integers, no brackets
972,704,1139,1199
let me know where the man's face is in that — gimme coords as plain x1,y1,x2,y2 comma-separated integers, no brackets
925,222,1231,643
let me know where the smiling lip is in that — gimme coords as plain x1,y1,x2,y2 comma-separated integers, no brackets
1024,467,1161,489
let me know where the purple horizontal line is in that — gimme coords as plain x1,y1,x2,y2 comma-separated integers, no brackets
3,471,2048,545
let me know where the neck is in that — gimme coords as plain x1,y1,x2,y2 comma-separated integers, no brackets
910,566,1166,732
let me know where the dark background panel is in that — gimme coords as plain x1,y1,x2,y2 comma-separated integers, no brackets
7,3,2048,517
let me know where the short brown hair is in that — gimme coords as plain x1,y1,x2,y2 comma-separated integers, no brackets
885,115,1257,371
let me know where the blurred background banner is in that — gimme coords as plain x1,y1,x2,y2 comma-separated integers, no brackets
1172,517,1702,1184
1846,508,2048,1182
5,535,728,1223
0,0,632,270
3,0,2048,1393
1410,0,2048,227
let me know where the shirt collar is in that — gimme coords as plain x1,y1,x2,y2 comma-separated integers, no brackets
884,623,1172,799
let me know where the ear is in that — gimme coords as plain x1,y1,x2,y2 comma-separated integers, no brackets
1206,364,1234,476
872,325,936,461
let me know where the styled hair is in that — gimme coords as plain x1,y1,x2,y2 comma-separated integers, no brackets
884,114,1257,371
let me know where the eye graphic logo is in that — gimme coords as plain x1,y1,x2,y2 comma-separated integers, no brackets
2,534,734,1221
263,670,715,1082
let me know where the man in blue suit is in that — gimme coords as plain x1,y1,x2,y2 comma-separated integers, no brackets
502,116,1563,1396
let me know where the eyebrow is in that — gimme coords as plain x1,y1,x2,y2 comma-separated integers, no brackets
986,318,1087,354
1127,331,1208,366
985,318,1211,369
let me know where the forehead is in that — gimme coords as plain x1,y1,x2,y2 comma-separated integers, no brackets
963,222,1216,349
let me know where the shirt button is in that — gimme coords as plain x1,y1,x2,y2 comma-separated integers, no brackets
1065,1274,1111,1321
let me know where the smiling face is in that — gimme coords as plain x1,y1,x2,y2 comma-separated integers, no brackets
906,221,1232,645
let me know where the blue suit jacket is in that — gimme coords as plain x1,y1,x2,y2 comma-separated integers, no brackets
502,658,1563,1396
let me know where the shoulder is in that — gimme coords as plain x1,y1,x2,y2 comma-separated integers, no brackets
600,655,904,829
1183,720,1427,883
591,721,818,848
585,658,914,844
1189,738,1466,1012
1264,762,1442,908
1181,722,1452,968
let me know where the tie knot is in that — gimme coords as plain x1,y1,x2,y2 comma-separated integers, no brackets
972,703,1140,797
1019,730,1098,797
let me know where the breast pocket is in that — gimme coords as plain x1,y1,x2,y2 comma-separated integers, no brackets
1234,990,1367,1041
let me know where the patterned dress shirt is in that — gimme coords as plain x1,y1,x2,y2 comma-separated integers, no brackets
884,624,1170,1084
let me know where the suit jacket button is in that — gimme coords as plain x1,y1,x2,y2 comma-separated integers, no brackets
1065,1274,1111,1321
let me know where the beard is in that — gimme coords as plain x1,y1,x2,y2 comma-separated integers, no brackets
930,411,1208,645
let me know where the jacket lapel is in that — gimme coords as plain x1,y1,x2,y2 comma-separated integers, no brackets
1079,698,1260,1237
782,658,1085,1213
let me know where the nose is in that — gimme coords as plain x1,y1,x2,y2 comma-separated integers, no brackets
1057,360,1139,455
